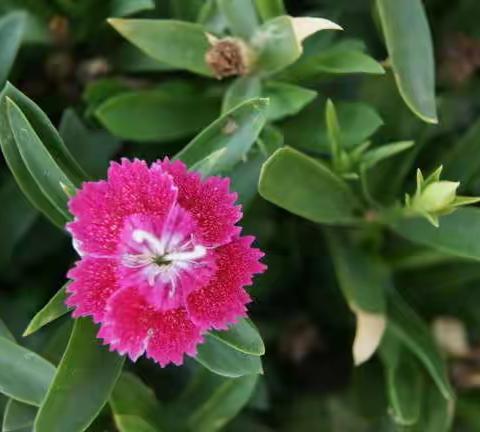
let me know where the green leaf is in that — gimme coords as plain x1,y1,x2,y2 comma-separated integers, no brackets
254,0,286,21
195,334,263,378
0,12,25,86
282,100,383,152
217,0,259,40
1,83,87,185
258,147,358,224
327,233,386,313
392,207,480,261
222,76,262,113
35,319,125,432
377,0,437,123
181,370,258,432
0,337,55,406
443,118,480,186
110,373,164,432
229,152,266,207
175,98,268,170
387,289,454,400
108,19,213,76
96,84,220,142
0,179,37,269
6,99,75,222
380,331,423,426
284,48,384,80
0,86,82,227
413,382,454,432
2,399,36,432
23,284,70,337
59,109,120,179
361,141,414,170
110,0,155,17
252,15,342,75
327,231,387,365
326,99,342,165
113,43,176,73
211,319,265,356
258,124,283,156
263,81,316,121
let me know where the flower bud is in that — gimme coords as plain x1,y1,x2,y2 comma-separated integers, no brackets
412,181,459,213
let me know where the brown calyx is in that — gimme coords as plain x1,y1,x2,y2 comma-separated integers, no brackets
205,38,253,79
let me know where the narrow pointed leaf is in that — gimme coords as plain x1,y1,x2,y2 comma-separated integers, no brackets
195,334,263,377
327,231,387,365
108,19,212,76
392,207,480,261
0,95,68,228
175,98,268,171
35,318,125,432
96,85,220,142
387,290,454,400
259,147,358,224
23,284,70,337
252,15,341,75
211,319,265,356
110,373,164,432
2,399,36,432
222,76,262,113
362,141,414,170
377,0,437,123
1,83,87,185
284,48,384,80
182,371,258,432
217,0,259,40
263,81,316,121
0,337,55,406
6,99,74,221
380,331,424,426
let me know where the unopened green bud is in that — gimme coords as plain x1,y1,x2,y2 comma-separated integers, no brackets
412,181,459,213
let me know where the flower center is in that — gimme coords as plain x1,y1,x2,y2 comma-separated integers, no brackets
123,228,207,286
116,209,214,311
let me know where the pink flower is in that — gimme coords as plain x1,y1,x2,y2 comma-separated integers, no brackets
66,159,265,366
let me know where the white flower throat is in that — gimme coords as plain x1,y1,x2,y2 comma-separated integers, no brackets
122,229,207,290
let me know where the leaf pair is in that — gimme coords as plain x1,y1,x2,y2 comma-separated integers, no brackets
0,83,87,228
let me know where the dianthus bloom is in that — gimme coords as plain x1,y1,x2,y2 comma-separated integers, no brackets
66,159,265,366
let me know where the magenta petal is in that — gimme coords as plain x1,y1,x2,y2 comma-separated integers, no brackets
187,236,266,330
155,159,242,246
66,257,119,323
99,286,203,365
67,159,177,256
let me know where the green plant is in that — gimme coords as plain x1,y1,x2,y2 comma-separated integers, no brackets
1,0,480,431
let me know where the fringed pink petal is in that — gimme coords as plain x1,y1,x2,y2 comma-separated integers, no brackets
155,158,242,246
67,159,177,255
98,286,203,365
186,236,266,330
66,257,119,323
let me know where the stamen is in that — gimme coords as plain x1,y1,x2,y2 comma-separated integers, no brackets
132,229,165,254
164,245,207,262
122,253,154,268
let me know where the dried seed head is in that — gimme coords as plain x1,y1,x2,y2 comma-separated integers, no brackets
205,37,254,79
